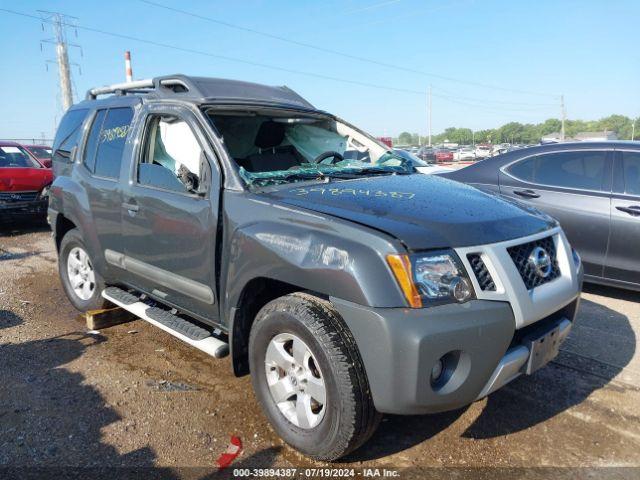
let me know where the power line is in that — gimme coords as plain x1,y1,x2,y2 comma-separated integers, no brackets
343,0,402,15
431,93,553,112
1,8,429,96
1,7,558,121
431,86,558,107
138,0,557,98
330,0,470,33
432,95,551,119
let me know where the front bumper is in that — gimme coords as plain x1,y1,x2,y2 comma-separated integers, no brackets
0,199,48,217
331,293,581,415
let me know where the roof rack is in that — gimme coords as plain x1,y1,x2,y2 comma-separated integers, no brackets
85,75,200,100
83,74,316,110
86,79,153,100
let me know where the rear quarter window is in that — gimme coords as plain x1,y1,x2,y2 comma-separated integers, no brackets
508,150,607,191
621,151,640,195
83,109,107,173
507,156,535,182
52,109,89,163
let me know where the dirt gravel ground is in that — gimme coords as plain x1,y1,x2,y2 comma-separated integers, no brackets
1,220,639,479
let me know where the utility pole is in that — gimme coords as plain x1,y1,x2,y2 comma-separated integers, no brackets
560,94,566,142
428,85,432,147
632,119,636,141
40,11,82,112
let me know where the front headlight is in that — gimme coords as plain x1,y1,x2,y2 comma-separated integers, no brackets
39,185,50,199
387,250,474,308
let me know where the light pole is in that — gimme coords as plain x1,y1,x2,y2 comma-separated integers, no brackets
632,119,636,141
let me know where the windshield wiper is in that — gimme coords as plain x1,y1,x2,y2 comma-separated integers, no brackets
251,170,329,186
334,166,411,177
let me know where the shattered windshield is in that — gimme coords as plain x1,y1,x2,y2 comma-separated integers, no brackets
206,111,413,186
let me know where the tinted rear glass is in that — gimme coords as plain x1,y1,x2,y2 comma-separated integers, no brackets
93,107,133,179
29,147,52,159
83,109,107,173
621,151,640,195
53,108,89,163
508,150,607,191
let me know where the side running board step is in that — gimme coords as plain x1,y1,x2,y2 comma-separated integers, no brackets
102,287,229,358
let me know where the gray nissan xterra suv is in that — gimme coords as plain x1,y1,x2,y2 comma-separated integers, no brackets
49,75,583,460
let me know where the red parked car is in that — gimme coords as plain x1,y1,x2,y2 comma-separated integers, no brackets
434,148,454,163
22,144,53,168
0,141,53,220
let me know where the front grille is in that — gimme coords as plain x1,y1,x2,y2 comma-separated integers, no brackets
467,253,496,291
0,191,39,203
507,236,560,290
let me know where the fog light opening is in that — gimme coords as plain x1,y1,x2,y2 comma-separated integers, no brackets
430,350,471,394
430,359,444,382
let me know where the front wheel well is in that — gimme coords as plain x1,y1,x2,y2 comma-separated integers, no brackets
230,277,325,376
54,214,77,252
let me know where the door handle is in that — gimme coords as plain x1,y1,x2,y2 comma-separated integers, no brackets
616,205,640,216
122,202,139,212
513,189,540,199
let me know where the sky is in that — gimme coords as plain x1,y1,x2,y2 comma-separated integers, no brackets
0,0,638,140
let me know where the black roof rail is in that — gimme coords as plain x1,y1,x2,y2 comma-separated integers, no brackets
86,79,154,100
85,74,315,109
152,74,204,97
86,74,200,100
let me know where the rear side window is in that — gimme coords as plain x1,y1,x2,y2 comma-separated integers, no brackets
508,156,535,182
621,151,640,195
82,107,133,179
508,151,607,191
52,108,89,163
29,147,52,159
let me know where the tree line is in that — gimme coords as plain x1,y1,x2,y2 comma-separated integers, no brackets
395,114,638,146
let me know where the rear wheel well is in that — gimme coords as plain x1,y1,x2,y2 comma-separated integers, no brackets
55,215,77,252
231,277,324,376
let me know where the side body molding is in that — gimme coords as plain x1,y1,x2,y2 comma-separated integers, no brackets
105,249,215,304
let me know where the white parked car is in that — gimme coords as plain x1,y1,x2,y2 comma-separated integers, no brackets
474,144,492,159
454,147,476,161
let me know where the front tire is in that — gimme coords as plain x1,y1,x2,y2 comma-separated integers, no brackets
58,228,109,312
249,293,380,461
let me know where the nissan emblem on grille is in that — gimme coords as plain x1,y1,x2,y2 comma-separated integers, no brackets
528,246,552,278
507,236,560,290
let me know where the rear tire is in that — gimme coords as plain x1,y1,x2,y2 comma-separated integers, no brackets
58,228,109,312
249,292,381,461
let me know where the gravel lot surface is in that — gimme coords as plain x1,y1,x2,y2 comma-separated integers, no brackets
1,220,639,478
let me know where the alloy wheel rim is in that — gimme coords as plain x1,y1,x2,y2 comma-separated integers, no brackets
66,246,96,301
264,332,326,429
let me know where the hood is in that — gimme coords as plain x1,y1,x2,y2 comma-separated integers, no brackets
0,168,53,192
261,174,555,250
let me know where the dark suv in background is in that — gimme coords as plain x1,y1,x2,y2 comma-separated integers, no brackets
49,75,582,460
440,142,640,291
